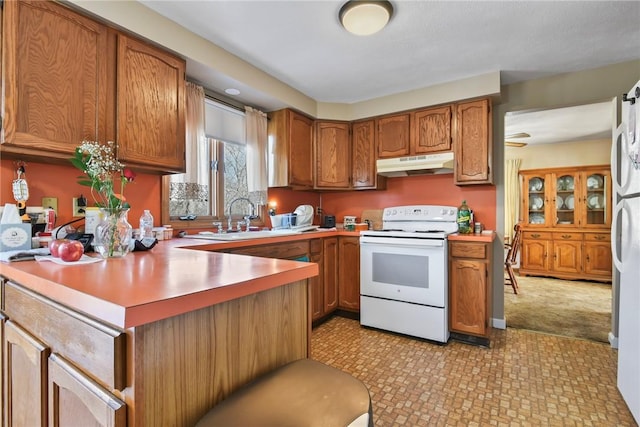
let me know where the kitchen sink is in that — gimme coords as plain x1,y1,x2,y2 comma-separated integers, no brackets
188,229,302,241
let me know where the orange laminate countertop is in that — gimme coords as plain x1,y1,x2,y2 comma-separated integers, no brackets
448,230,496,243
0,234,329,329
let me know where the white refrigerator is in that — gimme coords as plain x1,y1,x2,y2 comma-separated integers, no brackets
612,79,640,424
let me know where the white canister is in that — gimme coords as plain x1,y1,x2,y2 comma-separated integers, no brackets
344,216,357,225
85,207,102,235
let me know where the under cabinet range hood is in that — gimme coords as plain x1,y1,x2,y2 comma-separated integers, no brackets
376,151,455,177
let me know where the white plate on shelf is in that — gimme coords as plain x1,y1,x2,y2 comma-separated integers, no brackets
563,176,575,190
588,194,604,209
530,214,545,224
587,175,604,189
529,177,543,191
565,195,575,210
529,196,544,210
556,196,564,210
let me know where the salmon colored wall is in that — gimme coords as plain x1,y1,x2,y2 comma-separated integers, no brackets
1,159,161,231
320,174,497,230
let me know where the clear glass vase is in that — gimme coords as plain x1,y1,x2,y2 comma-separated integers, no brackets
93,208,133,258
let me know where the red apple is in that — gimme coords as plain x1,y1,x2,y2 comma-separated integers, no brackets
49,238,70,258
58,240,84,262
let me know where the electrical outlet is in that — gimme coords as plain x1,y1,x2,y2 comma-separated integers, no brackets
316,206,322,216
72,198,86,217
42,197,58,213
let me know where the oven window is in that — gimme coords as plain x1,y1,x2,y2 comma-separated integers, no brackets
372,253,429,288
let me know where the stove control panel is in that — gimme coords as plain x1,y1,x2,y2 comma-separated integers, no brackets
382,205,457,222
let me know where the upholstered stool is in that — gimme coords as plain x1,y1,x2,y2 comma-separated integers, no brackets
196,358,373,427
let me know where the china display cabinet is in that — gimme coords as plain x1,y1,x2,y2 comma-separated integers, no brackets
519,165,612,282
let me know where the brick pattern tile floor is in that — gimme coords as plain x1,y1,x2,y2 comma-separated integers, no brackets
311,316,637,426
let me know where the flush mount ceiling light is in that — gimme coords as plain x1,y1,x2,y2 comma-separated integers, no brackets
225,88,241,96
339,0,394,36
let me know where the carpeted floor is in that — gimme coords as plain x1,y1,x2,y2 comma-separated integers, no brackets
504,273,612,343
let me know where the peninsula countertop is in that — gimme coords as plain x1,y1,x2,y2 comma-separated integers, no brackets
0,236,324,329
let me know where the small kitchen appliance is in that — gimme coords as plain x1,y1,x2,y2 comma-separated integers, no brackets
359,205,458,343
321,215,336,228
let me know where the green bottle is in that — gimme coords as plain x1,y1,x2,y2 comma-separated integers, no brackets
457,200,472,234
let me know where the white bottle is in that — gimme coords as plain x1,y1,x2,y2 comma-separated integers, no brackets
139,210,154,241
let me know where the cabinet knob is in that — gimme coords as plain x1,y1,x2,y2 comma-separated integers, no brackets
532,233,541,238
562,234,572,239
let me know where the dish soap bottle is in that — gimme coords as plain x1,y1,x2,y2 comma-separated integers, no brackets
139,209,154,240
457,200,472,234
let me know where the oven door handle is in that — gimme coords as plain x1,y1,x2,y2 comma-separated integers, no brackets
359,236,445,247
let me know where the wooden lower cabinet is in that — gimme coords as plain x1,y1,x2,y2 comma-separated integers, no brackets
448,241,492,342
2,283,126,427
323,237,339,314
520,229,612,281
2,277,309,426
338,236,360,311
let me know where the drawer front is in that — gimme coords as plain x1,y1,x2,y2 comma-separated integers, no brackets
450,242,486,259
523,231,552,240
2,281,126,390
552,232,582,241
584,233,611,242
231,241,310,260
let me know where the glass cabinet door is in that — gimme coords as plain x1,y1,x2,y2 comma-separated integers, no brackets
555,173,577,226
584,172,609,226
525,174,547,225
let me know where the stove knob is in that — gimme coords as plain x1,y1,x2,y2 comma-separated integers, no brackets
449,209,455,216
440,208,447,216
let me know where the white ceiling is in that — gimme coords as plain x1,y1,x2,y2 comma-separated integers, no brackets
138,0,639,144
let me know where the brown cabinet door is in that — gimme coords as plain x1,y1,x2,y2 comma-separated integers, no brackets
289,111,314,188
454,99,492,185
116,34,186,173
413,105,452,154
323,237,339,312
521,173,552,227
315,121,351,189
48,354,126,427
449,258,487,336
552,238,582,274
4,320,49,427
309,240,325,320
583,241,612,277
351,120,382,189
1,0,108,159
338,237,360,311
376,113,411,158
521,237,550,272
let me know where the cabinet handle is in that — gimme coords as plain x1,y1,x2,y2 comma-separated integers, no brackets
562,234,572,239
595,235,605,240
532,233,541,238
586,254,590,262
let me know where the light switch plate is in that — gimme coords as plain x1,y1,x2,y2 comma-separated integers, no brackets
42,197,58,213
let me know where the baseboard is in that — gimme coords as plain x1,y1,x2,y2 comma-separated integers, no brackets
608,332,619,349
492,317,506,330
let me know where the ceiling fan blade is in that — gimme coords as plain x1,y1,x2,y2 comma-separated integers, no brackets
506,132,531,139
505,141,528,147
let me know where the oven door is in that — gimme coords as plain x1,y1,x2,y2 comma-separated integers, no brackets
360,236,447,307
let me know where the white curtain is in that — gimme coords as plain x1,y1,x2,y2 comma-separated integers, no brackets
169,82,209,216
245,106,268,203
505,158,522,243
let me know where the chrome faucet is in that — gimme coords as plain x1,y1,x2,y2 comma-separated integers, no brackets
227,197,257,231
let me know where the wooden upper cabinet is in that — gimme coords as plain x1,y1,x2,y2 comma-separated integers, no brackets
1,0,108,159
413,105,452,154
268,109,314,189
376,112,411,158
315,121,351,189
116,34,186,173
454,98,492,185
352,119,384,189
